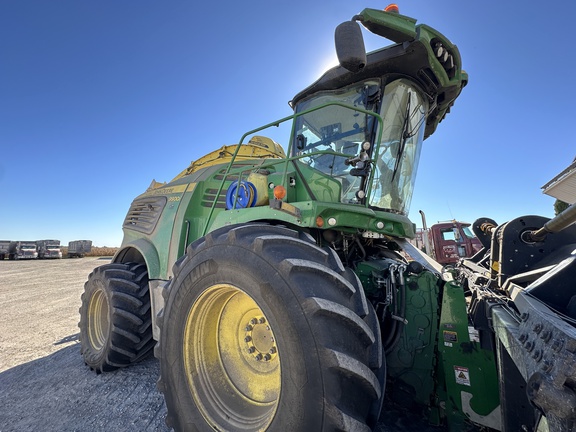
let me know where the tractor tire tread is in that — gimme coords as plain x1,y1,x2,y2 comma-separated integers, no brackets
79,262,154,373
156,223,383,431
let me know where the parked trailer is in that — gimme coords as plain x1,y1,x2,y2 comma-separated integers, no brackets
0,240,10,260
36,239,62,259
67,240,92,258
8,241,38,260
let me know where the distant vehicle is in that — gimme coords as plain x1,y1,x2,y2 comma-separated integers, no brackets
36,239,62,259
67,240,92,258
8,241,38,260
0,240,10,260
413,220,482,265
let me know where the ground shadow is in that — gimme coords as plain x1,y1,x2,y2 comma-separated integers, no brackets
0,342,446,432
0,345,168,431
53,333,80,345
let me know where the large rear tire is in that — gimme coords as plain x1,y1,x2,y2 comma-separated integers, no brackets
79,262,154,373
156,223,383,431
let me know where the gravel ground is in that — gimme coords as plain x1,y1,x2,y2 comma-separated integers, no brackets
0,257,442,432
0,257,168,432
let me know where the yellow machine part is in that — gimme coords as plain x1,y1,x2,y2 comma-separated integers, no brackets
184,283,280,430
145,179,167,192
171,136,286,182
247,172,270,206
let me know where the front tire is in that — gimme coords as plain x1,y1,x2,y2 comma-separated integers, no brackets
79,262,154,373
156,223,383,431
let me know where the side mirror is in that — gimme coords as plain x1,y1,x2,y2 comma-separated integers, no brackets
296,134,307,150
334,21,366,73
453,228,461,242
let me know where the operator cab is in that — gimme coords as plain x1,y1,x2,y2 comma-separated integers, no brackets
290,78,428,216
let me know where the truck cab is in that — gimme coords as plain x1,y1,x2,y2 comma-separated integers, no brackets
8,241,38,260
413,220,482,265
429,221,481,264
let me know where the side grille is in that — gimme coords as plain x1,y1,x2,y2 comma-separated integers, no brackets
201,188,227,208
123,196,167,234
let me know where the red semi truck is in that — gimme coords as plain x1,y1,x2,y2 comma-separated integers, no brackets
413,220,482,265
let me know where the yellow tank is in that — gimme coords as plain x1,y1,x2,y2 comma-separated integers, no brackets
247,172,270,206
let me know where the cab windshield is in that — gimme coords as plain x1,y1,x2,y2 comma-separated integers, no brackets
291,81,381,203
369,79,427,214
291,79,428,215
462,226,475,238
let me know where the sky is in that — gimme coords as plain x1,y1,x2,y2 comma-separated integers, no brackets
1,1,575,247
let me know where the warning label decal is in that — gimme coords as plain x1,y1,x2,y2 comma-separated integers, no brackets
468,326,480,343
454,366,471,386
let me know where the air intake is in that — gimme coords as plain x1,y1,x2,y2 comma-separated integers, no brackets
123,196,167,234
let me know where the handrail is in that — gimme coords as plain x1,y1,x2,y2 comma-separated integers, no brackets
201,101,384,236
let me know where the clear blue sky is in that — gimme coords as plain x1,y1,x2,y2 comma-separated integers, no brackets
2,1,575,247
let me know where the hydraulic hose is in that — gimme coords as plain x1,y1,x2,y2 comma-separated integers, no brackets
385,265,406,353
384,264,407,354
382,274,397,350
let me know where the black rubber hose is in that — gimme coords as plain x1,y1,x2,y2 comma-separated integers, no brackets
384,268,406,353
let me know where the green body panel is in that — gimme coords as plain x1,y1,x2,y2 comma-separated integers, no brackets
385,271,441,408
267,163,342,203
357,8,418,42
211,200,414,238
416,23,465,85
437,281,501,431
354,260,391,297
116,234,162,278
119,154,416,280
358,8,465,85
119,182,191,279
356,8,468,139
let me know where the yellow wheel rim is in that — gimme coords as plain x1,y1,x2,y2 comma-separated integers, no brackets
184,284,280,430
87,288,109,351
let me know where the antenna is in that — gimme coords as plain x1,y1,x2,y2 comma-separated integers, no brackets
446,201,454,220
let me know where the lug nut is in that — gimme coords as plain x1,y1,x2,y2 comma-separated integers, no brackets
248,347,256,354
245,325,253,331
250,318,258,325
259,317,266,324
541,359,553,373
540,330,551,342
244,336,252,343
552,339,564,352
264,354,272,361
255,353,263,361
269,347,277,354
532,350,542,362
